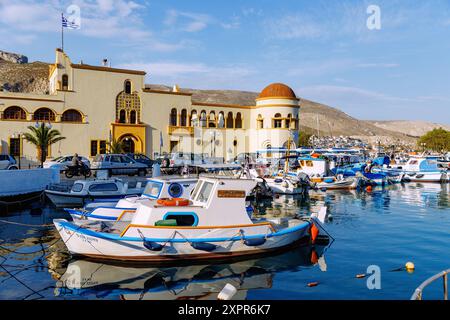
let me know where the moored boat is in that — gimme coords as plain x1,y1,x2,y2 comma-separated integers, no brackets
66,177,198,222
54,177,327,263
45,178,146,208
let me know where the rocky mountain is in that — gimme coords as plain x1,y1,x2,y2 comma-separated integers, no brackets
367,120,450,138
0,50,49,94
0,50,28,64
146,84,416,145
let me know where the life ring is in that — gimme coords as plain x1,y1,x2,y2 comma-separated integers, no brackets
157,198,190,206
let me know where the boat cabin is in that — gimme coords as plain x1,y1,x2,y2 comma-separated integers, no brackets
403,156,441,172
297,156,330,177
141,177,198,199
69,178,146,196
131,177,257,227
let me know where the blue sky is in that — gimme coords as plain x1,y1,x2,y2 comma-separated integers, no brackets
1,0,450,124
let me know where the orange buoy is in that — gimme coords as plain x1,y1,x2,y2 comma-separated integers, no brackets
366,186,373,192
156,198,190,206
310,224,319,244
307,282,319,287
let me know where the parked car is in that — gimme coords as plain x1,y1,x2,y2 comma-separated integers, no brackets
43,155,90,171
125,153,154,168
91,154,148,176
161,152,205,168
0,155,18,170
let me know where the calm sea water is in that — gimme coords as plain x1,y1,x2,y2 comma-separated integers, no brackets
0,183,449,300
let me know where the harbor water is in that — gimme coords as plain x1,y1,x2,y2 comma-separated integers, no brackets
0,182,449,300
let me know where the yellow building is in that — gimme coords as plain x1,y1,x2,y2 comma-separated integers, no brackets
0,49,300,165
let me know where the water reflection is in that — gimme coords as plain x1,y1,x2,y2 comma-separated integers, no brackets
53,244,329,300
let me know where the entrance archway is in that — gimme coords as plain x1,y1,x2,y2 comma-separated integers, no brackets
120,135,136,154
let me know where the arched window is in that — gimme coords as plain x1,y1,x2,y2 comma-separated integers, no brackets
180,109,188,127
273,113,282,128
61,109,82,122
33,108,55,122
3,106,26,120
200,110,207,127
235,112,242,129
124,80,132,94
119,110,126,123
285,114,292,128
208,111,216,128
218,112,225,128
170,108,177,126
190,110,198,127
293,115,299,129
62,74,69,90
130,110,137,124
257,114,264,129
226,112,234,128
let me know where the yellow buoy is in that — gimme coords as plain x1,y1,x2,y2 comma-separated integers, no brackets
405,262,415,272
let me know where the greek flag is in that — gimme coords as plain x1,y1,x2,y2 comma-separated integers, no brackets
62,14,79,29
160,131,164,147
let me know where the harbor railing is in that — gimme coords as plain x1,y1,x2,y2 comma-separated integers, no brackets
410,269,449,300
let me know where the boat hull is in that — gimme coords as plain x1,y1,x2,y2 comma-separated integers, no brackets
53,219,312,263
315,177,360,190
45,190,141,208
404,172,448,183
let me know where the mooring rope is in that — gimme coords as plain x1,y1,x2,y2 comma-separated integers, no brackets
0,219,53,228
0,191,45,206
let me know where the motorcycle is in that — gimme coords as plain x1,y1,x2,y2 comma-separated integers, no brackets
65,163,92,178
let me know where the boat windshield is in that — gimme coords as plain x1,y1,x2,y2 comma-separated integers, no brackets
195,181,214,203
71,183,83,192
142,180,163,198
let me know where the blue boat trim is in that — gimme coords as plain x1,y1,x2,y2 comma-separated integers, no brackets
55,220,311,243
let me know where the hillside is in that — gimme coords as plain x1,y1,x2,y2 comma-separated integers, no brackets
367,120,450,138
146,84,416,144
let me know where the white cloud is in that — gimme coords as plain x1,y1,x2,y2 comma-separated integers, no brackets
164,9,240,32
164,9,212,32
264,14,323,39
117,61,256,90
356,63,399,68
0,0,182,51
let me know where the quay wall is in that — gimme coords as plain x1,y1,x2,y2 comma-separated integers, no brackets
0,168,60,197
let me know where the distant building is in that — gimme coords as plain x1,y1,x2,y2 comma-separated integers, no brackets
0,49,300,164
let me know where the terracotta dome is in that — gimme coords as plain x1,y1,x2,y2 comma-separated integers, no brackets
258,83,297,99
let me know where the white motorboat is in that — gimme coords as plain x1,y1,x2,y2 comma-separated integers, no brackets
297,155,361,190
390,156,448,183
313,175,361,190
54,177,328,263
66,177,198,222
45,178,146,208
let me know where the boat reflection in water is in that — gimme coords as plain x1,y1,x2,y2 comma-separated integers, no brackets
53,243,330,300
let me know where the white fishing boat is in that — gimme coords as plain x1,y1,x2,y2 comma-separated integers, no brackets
54,177,328,263
45,178,146,208
313,175,361,190
66,177,198,222
393,156,448,183
297,155,361,190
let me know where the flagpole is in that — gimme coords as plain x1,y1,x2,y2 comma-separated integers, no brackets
61,13,64,51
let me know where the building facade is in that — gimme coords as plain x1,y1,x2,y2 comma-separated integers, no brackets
0,49,300,165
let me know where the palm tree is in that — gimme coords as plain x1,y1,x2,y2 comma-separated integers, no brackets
107,138,124,154
23,122,66,167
